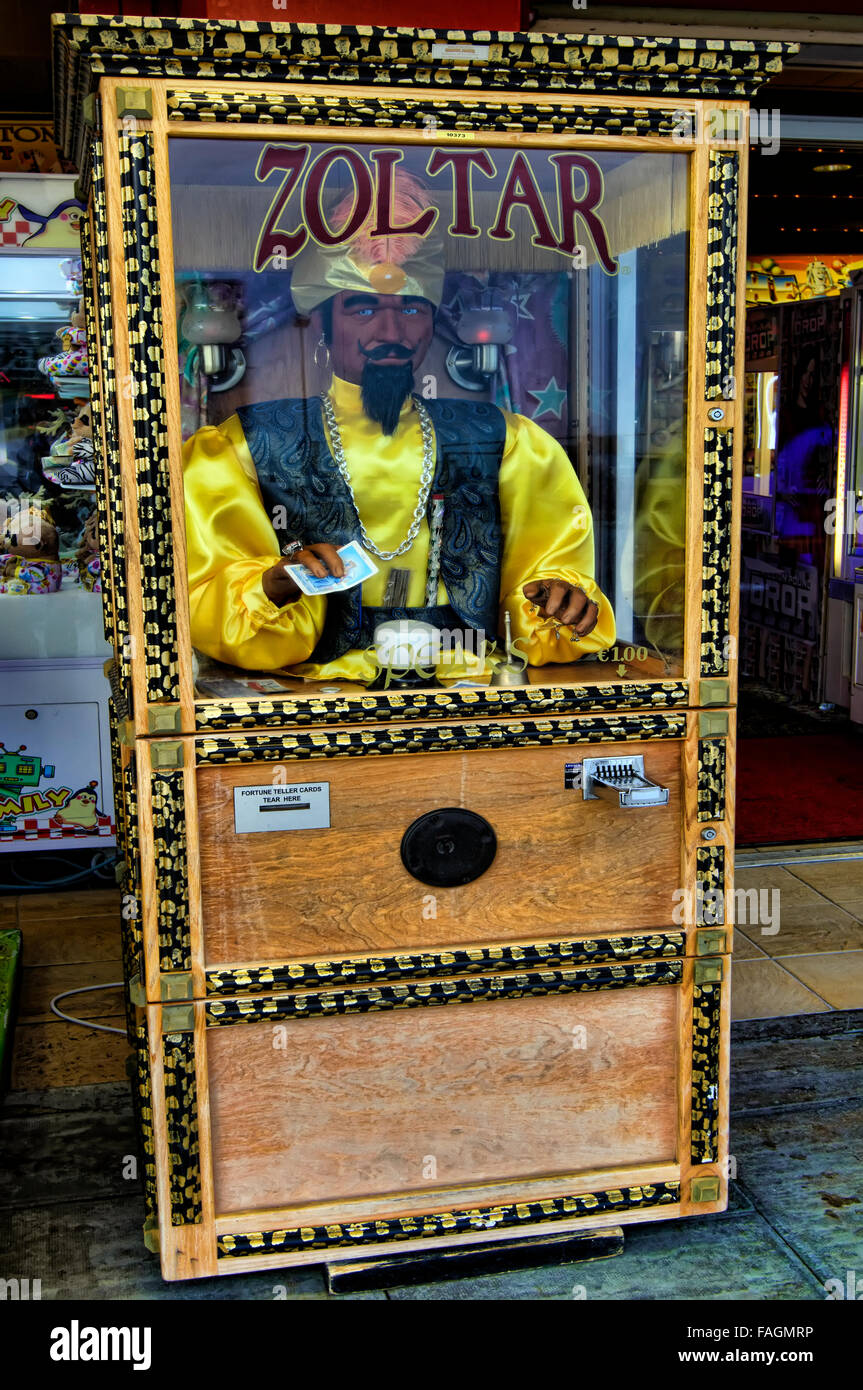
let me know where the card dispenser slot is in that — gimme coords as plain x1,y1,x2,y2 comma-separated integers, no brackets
565,756,670,808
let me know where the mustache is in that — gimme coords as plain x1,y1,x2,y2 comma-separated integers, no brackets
359,342,414,361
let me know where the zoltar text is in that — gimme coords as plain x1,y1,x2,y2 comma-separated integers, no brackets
254,145,618,275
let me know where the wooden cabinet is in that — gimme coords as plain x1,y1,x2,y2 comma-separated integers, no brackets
52,14,793,1280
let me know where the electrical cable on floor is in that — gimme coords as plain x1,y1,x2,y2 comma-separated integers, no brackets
49,982,127,1036
2,850,119,892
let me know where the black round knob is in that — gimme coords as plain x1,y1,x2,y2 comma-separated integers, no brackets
400,808,497,887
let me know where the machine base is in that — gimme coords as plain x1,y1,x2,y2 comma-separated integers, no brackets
324,1225,624,1294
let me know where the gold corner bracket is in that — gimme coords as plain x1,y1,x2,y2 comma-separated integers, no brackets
118,719,136,749
150,741,184,770
699,679,730,708
699,712,729,738
142,1216,160,1254
695,929,728,956
115,87,154,122
694,958,724,985
160,973,193,1002
161,1004,195,1034
691,1175,721,1204
147,704,183,735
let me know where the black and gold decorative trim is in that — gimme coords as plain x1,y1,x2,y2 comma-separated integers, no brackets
107,715,126,866
162,1032,202,1225
705,150,739,401
696,846,726,913
207,931,685,996
691,978,722,1163
697,737,726,824
53,17,797,169
132,1021,158,1225
195,681,690,733
118,128,180,708
104,658,130,724
217,1180,681,1259
701,427,734,678
166,87,684,139
150,772,191,973
120,757,143,1039
78,209,115,653
196,712,686,766
206,959,683,1028
91,137,133,718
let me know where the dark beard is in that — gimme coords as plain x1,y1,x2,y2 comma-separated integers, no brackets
361,360,415,435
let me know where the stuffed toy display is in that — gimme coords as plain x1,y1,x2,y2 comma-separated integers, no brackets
0,497,62,594
37,294,89,400
74,509,101,592
43,399,96,490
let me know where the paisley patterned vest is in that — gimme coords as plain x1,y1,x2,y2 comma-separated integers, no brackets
237,396,506,665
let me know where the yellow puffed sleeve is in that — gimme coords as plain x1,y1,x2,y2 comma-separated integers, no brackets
498,413,616,664
182,416,325,670
633,435,686,653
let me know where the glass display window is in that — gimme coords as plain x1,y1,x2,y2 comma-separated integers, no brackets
0,249,101,611
167,135,691,700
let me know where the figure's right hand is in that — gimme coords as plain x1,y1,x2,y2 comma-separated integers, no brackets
261,543,345,608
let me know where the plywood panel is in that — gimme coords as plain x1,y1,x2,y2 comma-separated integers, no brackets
198,739,682,966
207,983,678,1215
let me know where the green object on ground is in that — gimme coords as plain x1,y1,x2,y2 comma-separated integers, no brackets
0,927,22,1092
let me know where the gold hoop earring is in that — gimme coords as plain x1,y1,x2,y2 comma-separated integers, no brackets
314,334,331,371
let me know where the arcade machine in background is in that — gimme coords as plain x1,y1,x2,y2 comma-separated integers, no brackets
737,256,863,845
0,173,114,878
740,283,845,709
823,271,863,724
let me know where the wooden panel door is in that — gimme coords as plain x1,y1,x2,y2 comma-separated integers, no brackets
197,736,683,968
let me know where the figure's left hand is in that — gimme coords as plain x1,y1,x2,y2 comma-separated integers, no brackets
523,579,599,638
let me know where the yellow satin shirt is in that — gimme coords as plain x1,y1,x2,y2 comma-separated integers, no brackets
183,375,615,679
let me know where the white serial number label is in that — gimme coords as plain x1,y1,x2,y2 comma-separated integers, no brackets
431,42,490,61
233,783,330,834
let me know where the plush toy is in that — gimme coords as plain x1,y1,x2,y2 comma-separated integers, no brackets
37,296,89,399
75,509,101,591
60,258,84,297
43,399,95,489
0,497,62,593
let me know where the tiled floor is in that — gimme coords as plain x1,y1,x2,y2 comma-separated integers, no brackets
732,860,863,1020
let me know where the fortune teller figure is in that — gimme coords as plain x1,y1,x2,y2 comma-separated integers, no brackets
182,171,615,680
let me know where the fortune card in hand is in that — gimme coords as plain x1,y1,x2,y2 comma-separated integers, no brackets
284,540,379,596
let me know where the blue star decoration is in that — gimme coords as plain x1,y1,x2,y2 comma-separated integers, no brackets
440,286,469,318
527,377,568,421
588,382,616,426
510,290,534,321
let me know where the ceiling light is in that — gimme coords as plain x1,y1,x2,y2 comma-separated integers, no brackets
813,163,852,173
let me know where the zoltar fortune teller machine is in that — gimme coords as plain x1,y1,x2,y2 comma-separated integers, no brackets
53,15,794,1280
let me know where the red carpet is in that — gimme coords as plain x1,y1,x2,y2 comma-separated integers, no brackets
736,733,863,846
